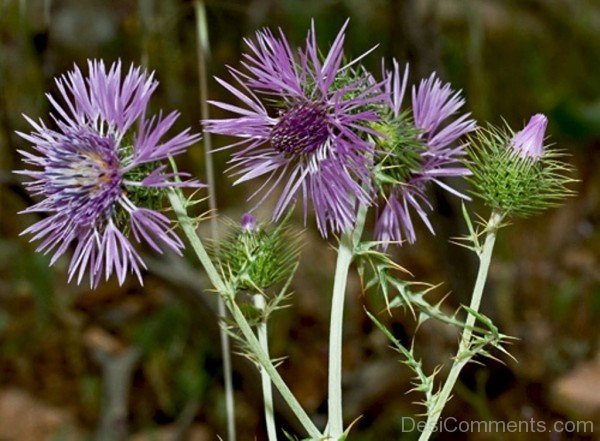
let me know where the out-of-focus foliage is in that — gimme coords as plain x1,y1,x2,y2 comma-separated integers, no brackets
1,0,599,440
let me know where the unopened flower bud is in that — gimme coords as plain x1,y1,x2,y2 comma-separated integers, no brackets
511,113,547,159
467,115,574,217
218,215,301,291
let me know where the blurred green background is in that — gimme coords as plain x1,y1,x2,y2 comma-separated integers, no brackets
0,0,599,440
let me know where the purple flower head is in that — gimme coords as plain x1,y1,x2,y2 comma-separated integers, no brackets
374,63,476,247
511,113,547,159
204,20,384,236
17,60,201,288
241,213,257,232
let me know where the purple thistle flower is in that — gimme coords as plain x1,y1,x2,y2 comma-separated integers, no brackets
17,60,201,288
204,20,383,236
374,62,476,247
511,113,547,159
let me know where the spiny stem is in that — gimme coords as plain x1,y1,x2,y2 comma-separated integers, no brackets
193,2,236,440
167,190,322,439
327,205,368,439
417,210,504,441
253,294,278,441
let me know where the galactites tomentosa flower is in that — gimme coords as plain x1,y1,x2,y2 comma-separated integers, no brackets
204,20,384,237
467,113,575,216
373,61,476,248
17,60,201,288
218,213,301,292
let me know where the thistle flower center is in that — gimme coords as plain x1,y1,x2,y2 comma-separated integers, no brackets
45,130,122,224
270,102,329,155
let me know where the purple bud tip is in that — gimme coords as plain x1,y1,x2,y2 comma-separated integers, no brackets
241,213,257,232
511,113,547,159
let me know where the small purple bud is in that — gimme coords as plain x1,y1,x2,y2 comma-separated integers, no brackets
241,213,257,232
511,113,547,159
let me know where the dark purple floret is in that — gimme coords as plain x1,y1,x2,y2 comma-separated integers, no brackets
270,102,329,155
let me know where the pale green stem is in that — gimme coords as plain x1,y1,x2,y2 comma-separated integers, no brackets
228,298,322,440
193,2,236,440
253,294,278,441
418,210,504,441
327,205,368,439
167,190,322,439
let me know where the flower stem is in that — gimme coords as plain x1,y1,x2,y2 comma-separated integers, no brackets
229,297,322,440
327,205,368,439
253,294,278,441
417,210,504,441
193,2,236,440
167,190,322,439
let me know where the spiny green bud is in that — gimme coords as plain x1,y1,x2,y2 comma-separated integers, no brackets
372,110,426,188
218,213,301,292
467,114,576,217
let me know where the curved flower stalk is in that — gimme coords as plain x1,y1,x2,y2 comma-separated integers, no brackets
17,60,201,287
167,188,322,439
204,20,384,236
373,61,476,247
418,114,575,441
